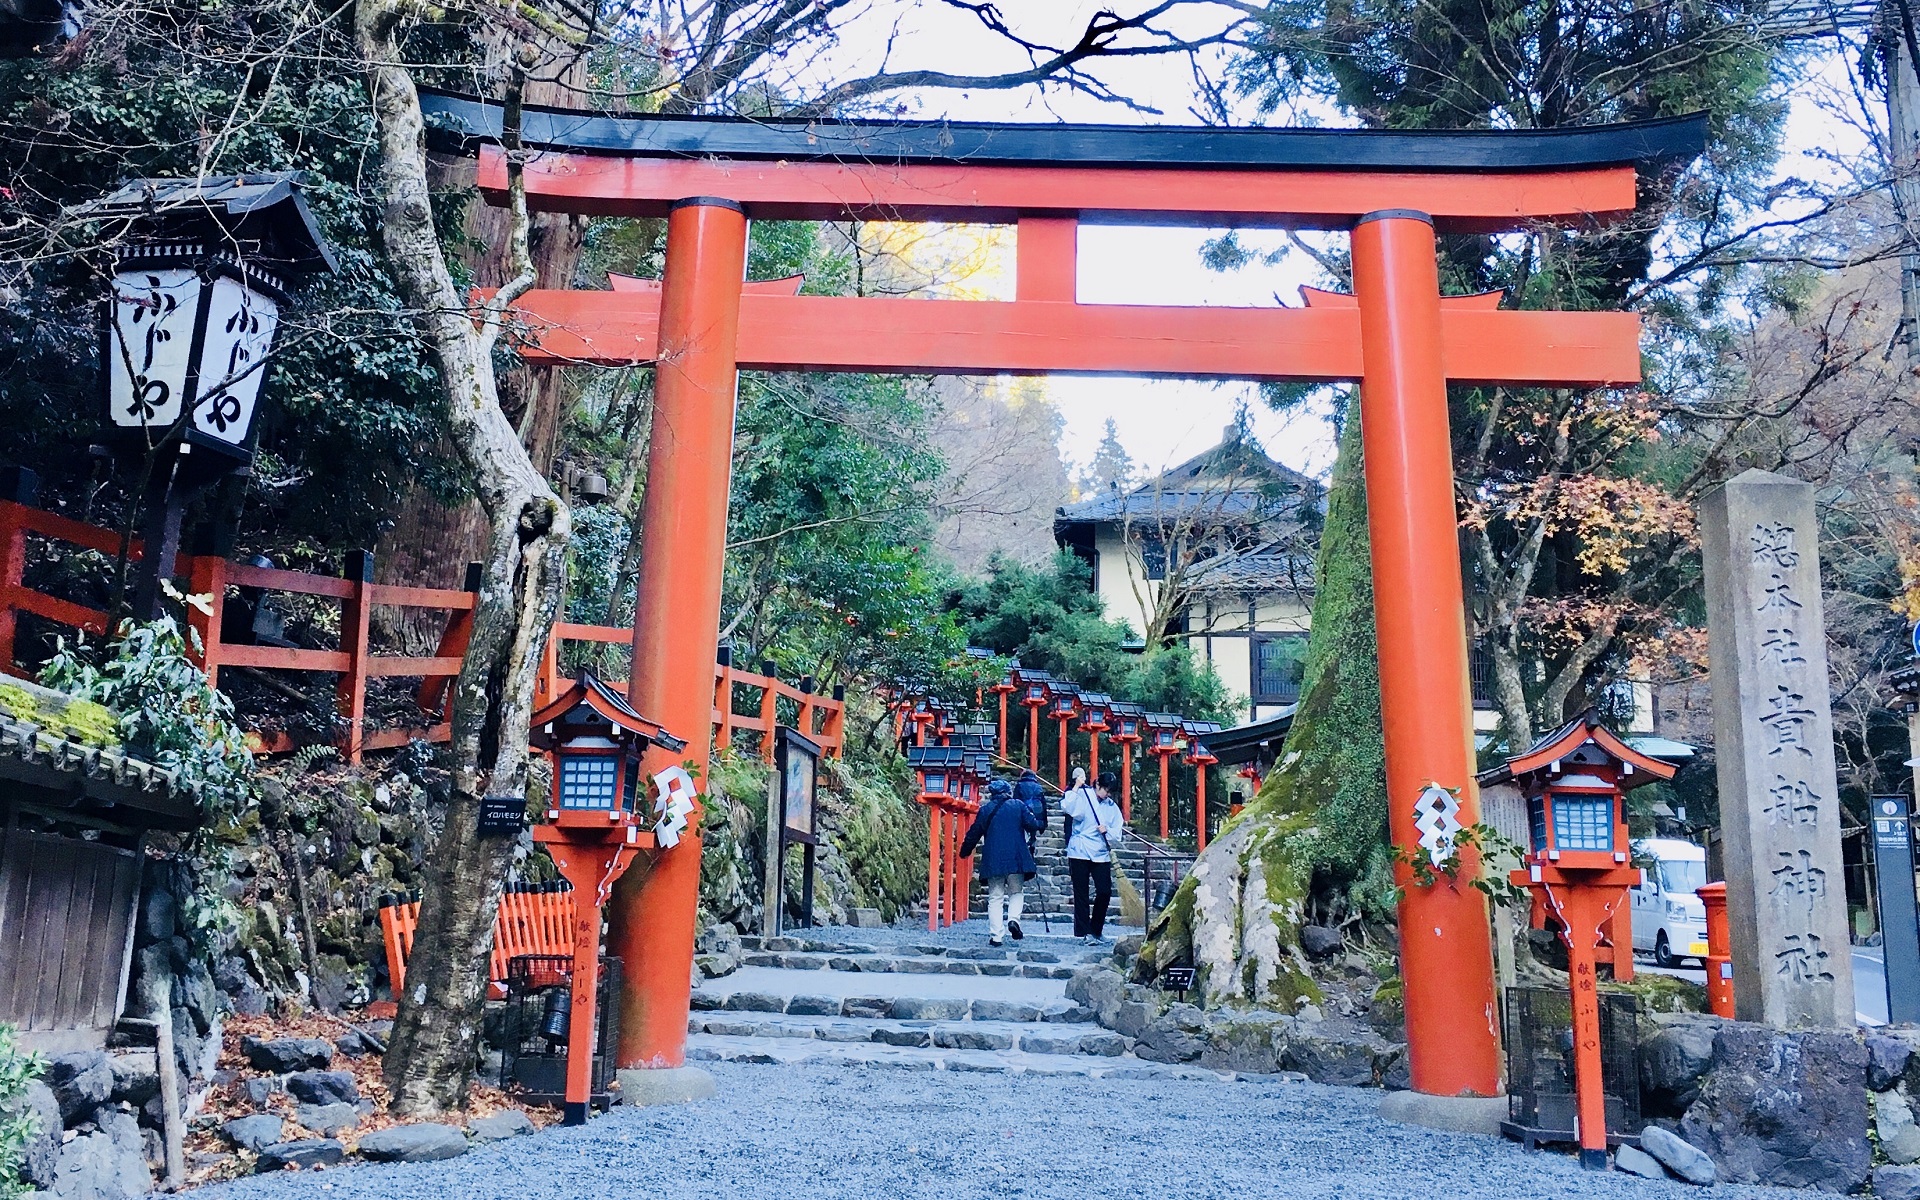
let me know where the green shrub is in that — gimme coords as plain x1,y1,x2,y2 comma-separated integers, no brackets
0,1023,46,1199
41,617,257,941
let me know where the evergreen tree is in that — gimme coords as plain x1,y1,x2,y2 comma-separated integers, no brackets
1078,417,1135,496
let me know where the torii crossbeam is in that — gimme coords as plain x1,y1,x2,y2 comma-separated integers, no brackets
426,91,1703,1099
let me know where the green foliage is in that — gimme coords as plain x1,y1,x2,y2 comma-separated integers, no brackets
41,617,256,940
1389,818,1529,908
0,1,454,553
818,753,926,922
698,739,927,927
0,1023,45,1199
564,503,632,625
1604,971,1708,1014
952,552,1235,721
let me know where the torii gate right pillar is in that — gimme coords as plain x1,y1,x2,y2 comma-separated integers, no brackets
1352,210,1503,1097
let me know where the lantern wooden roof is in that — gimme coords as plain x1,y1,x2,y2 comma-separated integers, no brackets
530,672,686,752
1476,710,1675,790
71,173,340,276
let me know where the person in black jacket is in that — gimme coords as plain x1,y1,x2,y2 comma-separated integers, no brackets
961,777,1045,945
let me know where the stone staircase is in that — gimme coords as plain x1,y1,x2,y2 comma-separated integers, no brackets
684,927,1234,1080
1024,808,1194,927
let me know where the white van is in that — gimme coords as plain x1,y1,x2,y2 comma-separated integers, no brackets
1630,837,1711,967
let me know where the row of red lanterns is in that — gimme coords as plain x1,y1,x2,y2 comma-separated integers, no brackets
892,660,1223,853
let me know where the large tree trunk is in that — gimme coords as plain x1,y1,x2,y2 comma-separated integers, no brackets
356,24,573,1115
373,80,588,651
1136,413,1389,1005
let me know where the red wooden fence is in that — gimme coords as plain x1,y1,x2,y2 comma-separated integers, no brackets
0,499,843,763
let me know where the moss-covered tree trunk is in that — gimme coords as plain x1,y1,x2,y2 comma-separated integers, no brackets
1138,412,1389,1007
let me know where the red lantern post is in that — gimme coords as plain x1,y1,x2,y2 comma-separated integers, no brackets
529,674,685,1125
1050,687,1081,791
988,668,1018,759
1145,713,1182,842
1483,714,1678,1169
1697,881,1734,1017
909,747,969,929
1016,670,1053,773
1110,703,1143,822
1080,693,1111,783
1184,722,1220,851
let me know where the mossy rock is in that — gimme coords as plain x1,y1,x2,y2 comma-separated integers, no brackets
1604,971,1707,1015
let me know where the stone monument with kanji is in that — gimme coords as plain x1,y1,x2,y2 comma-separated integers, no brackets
1701,469,1855,1028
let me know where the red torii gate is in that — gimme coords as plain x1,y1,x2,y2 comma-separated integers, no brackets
426,92,1701,1098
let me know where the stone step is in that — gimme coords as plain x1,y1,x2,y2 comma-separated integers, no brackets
736,951,1077,979
741,935,1070,964
684,1033,1246,1081
686,1012,1120,1054
690,985,1094,1023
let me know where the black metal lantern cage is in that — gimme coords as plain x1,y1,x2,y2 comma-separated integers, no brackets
1502,984,1642,1149
500,953,623,1112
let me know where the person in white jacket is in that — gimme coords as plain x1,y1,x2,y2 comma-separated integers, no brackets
1061,771,1125,943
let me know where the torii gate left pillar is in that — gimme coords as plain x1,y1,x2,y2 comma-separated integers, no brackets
608,197,748,1070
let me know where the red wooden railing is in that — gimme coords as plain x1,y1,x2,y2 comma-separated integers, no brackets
379,882,576,999
0,499,843,763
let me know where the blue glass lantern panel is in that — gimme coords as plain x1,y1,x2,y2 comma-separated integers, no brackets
1528,800,1549,854
560,755,619,811
924,771,948,795
1550,793,1614,852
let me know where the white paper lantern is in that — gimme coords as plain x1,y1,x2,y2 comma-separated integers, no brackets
104,246,285,459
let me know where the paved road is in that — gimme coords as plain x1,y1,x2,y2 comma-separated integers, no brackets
196,1062,1808,1200
1855,946,1887,1025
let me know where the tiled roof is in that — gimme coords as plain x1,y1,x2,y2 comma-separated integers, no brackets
1055,434,1320,527
0,677,198,828
1188,539,1317,593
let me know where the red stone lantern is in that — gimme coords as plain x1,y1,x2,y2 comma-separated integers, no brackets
1479,713,1676,1169
1079,692,1112,781
1144,712,1184,841
1182,721,1220,851
528,672,684,1125
1050,685,1081,791
1109,702,1144,821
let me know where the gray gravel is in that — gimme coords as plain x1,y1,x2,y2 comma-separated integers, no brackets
196,1060,1802,1200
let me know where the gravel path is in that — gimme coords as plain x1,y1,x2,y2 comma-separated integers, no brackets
195,1061,1802,1200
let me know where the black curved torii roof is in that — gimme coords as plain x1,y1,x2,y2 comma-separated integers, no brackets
420,90,1706,176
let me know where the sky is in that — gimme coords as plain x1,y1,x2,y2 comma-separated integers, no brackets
801,1,1873,486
